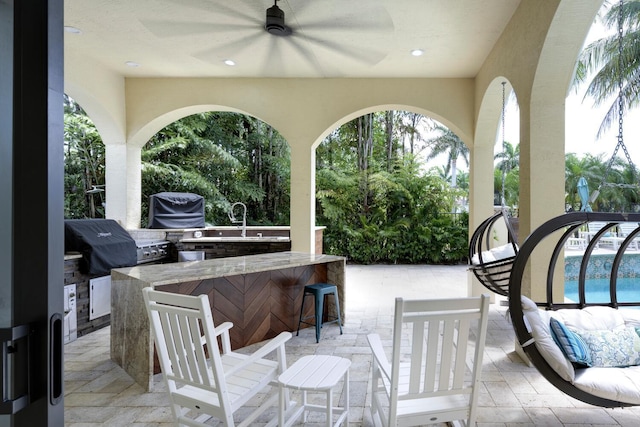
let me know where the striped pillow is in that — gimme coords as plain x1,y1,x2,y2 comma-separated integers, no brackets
549,317,592,367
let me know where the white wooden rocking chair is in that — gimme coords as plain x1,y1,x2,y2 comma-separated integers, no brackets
143,288,292,427
367,295,490,427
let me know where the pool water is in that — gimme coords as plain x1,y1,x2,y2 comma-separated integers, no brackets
565,277,640,303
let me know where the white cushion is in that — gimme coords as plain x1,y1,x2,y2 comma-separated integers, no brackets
574,365,640,404
619,308,640,327
521,296,575,382
552,305,625,331
521,296,640,403
490,243,517,260
470,250,496,265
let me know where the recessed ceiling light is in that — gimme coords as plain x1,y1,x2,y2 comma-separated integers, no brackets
410,49,424,57
224,59,236,66
125,61,140,67
64,26,82,34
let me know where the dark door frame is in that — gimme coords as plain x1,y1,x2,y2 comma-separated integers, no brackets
0,0,65,424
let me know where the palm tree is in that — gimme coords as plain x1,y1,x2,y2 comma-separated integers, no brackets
574,0,640,137
494,141,519,206
425,124,469,188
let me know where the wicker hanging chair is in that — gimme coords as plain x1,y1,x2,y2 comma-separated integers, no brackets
468,208,519,296
509,211,640,408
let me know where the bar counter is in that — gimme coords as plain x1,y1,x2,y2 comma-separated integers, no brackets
110,251,345,390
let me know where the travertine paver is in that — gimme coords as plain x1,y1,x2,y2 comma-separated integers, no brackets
64,264,640,426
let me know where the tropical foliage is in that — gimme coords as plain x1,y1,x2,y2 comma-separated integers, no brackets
566,152,640,212
64,95,106,219
141,112,290,227
569,0,640,212
574,0,640,137
494,141,520,208
316,113,469,264
425,123,470,188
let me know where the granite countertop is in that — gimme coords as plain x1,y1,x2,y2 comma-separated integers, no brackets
111,251,345,287
65,252,83,261
180,236,290,243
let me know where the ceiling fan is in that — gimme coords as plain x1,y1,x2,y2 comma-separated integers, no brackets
264,0,291,36
141,0,394,76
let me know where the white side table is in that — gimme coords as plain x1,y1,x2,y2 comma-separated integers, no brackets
278,355,351,427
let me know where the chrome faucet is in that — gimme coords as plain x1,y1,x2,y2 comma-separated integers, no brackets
228,202,247,237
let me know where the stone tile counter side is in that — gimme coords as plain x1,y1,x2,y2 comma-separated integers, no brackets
110,251,345,391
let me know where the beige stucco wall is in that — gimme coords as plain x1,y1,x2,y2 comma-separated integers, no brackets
473,0,601,299
78,77,476,251
63,0,605,299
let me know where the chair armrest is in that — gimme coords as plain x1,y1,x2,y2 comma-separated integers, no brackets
214,322,233,336
367,333,391,380
225,331,292,377
202,322,234,353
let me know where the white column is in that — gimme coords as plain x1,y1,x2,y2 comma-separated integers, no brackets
519,95,566,301
468,143,497,300
289,144,315,254
105,143,142,228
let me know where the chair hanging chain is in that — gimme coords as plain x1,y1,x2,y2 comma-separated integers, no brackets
598,0,639,190
500,81,507,207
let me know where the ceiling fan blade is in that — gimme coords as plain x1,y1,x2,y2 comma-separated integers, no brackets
301,33,388,66
262,36,285,76
140,20,254,38
283,37,328,77
192,31,264,63
301,20,393,33
156,0,263,26
291,1,394,33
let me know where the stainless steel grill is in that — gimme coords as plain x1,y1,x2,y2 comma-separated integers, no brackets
135,240,171,264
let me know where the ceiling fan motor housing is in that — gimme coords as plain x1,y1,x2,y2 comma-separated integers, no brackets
265,4,290,36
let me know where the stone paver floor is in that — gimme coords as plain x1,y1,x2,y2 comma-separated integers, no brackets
64,264,640,426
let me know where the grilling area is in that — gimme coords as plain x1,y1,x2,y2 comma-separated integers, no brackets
64,219,172,342
63,193,325,344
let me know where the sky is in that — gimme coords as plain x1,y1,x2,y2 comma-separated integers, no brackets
501,89,640,162
500,18,640,167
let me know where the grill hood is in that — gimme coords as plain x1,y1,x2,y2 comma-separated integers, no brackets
65,219,137,275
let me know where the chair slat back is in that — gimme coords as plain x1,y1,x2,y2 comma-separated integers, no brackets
144,289,226,393
619,222,640,237
588,221,610,233
160,306,211,385
391,296,490,402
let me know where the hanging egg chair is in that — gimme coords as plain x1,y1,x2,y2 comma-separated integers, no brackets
509,212,640,407
468,208,519,296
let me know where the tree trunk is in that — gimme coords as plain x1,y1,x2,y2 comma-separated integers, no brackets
357,114,374,212
450,158,458,188
385,111,394,172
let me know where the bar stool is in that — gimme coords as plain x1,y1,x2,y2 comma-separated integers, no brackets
296,283,343,343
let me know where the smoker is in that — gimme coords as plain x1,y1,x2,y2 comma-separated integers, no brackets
148,192,205,229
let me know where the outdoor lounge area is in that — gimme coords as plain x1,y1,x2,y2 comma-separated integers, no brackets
6,1,640,424
64,264,640,426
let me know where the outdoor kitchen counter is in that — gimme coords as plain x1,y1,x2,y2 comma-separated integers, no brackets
110,251,346,391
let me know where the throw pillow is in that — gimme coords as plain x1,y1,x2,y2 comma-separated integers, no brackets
549,317,592,367
573,326,640,367
489,243,517,261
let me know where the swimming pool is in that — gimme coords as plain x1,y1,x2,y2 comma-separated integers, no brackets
564,277,640,304
565,253,640,303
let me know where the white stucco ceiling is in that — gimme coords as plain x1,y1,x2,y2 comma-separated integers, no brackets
64,0,522,79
